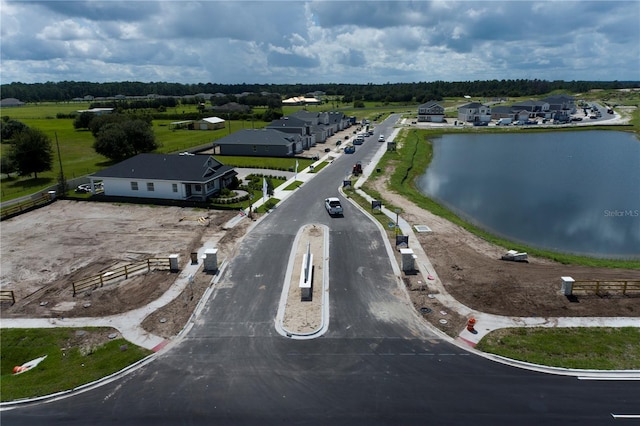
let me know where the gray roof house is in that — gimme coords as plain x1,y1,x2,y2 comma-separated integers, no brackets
542,94,576,114
457,102,492,123
512,100,550,113
418,101,445,122
266,116,314,149
490,105,516,119
90,153,237,201
215,128,303,157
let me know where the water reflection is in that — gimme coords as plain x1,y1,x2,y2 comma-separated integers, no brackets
417,131,640,259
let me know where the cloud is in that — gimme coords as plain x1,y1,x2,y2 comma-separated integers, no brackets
1,0,638,84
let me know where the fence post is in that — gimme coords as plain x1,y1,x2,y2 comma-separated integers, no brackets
125,265,129,279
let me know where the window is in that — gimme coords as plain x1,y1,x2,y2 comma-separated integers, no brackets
172,183,178,193
194,184,202,192
131,182,138,191
252,145,257,152
147,182,154,191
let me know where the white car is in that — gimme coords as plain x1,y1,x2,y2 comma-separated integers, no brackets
324,197,343,216
378,135,385,142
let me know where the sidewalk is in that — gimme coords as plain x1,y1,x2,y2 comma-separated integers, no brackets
2,128,638,378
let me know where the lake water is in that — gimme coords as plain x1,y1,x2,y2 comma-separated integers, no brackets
416,131,640,259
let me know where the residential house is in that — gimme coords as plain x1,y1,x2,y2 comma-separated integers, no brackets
511,100,552,118
457,102,492,123
541,94,576,121
90,153,237,201
267,116,315,149
490,105,516,120
215,128,303,157
417,101,445,122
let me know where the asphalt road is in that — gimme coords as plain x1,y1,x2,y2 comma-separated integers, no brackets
2,115,638,425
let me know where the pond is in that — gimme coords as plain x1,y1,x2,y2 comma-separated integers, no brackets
416,131,640,259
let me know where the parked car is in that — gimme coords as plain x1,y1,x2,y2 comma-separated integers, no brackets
324,197,343,216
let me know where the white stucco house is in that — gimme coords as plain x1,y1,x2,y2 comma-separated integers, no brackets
90,153,237,201
457,102,492,123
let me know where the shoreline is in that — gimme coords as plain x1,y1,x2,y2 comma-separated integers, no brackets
379,128,640,269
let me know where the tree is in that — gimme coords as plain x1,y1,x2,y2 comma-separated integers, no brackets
93,119,158,161
0,118,28,140
8,128,53,179
73,111,95,130
1,155,17,177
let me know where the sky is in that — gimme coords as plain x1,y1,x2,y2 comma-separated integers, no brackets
1,0,639,85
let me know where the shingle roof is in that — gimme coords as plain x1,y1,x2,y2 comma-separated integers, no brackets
216,128,298,146
92,153,235,182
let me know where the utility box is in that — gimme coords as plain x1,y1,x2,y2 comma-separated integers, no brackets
400,248,416,272
561,276,575,296
203,248,218,272
169,254,180,272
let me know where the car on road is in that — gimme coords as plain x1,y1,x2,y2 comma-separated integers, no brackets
378,135,385,142
324,197,343,216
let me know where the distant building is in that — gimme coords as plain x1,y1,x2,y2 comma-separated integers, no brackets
282,96,322,106
417,101,445,122
76,107,114,116
457,102,492,123
0,98,25,107
196,117,226,130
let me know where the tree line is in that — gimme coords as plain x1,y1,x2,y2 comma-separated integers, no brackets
2,79,638,103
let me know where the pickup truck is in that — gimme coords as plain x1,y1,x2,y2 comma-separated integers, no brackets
325,197,343,216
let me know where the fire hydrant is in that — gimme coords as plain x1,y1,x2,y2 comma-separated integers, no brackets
466,317,477,333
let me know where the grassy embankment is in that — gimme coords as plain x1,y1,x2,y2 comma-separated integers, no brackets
364,127,639,269
476,327,640,370
0,328,152,402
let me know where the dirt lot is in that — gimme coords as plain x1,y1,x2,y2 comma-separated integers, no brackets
0,201,244,322
368,170,640,323
1,151,638,342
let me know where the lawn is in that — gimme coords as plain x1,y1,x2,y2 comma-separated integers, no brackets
0,328,152,402
476,327,640,370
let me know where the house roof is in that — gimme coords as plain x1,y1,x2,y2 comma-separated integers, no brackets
92,153,235,183
267,116,310,129
216,128,299,146
458,102,486,109
419,101,442,109
201,117,225,124
0,98,25,107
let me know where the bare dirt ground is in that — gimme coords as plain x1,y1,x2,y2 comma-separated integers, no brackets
0,201,243,320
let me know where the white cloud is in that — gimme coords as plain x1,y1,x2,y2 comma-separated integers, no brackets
1,0,638,84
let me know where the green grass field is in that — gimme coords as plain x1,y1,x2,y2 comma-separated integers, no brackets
0,328,152,401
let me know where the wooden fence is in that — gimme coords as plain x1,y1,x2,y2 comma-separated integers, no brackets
571,279,640,296
0,290,16,305
72,258,172,296
1,193,54,221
